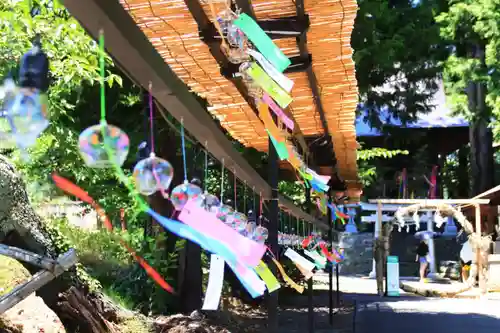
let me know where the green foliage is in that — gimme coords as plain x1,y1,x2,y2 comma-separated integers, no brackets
43,217,103,291
357,147,409,161
437,0,500,131
48,216,180,314
357,147,408,188
353,0,447,127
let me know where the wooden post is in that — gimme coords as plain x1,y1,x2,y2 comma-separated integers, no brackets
305,189,314,333
375,201,384,296
0,248,77,314
328,195,333,326
475,204,486,295
267,133,279,333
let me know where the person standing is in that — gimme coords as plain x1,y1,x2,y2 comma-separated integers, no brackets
460,239,474,283
416,239,429,282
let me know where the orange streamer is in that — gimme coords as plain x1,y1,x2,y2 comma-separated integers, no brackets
51,173,175,294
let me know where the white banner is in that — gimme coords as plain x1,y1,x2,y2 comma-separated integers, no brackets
202,254,225,310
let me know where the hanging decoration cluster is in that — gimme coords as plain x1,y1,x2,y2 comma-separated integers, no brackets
212,5,331,205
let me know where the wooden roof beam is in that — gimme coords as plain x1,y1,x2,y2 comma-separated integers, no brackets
200,15,310,41
220,54,312,78
61,0,326,229
294,0,335,168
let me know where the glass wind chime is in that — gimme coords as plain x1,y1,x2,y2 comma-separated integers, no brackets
0,35,50,157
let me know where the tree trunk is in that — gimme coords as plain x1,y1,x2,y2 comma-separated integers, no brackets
468,44,495,196
457,146,469,198
0,155,119,332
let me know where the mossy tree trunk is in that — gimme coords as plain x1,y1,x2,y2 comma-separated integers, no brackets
0,156,119,332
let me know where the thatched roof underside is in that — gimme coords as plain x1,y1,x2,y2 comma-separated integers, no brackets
119,0,360,190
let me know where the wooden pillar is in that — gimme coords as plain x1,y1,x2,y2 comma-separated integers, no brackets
305,189,314,333
457,147,469,198
375,201,384,296
328,196,333,326
267,135,279,333
475,204,486,295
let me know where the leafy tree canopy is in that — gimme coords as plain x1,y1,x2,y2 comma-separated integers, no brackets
353,0,448,128
437,0,500,130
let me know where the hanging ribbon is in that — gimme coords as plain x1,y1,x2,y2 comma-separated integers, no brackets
244,62,292,108
233,13,291,72
258,102,286,142
303,249,327,269
255,261,281,292
270,256,304,293
178,199,266,268
262,93,294,130
148,208,266,298
51,173,175,294
328,203,348,225
202,254,225,310
284,248,316,273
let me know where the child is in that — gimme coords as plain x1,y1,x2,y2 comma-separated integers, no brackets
416,239,429,282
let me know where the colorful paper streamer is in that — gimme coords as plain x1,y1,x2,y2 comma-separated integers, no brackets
249,50,294,93
245,62,293,109
234,13,291,72
178,199,266,268
255,261,281,293
202,254,225,310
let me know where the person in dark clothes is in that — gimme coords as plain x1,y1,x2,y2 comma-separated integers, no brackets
415,240,429,282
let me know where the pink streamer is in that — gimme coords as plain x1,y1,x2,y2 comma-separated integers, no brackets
178,200,266,268
262,94,294,131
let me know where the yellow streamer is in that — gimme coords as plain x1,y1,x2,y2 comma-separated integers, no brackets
255,261,281,293
270,257,304,293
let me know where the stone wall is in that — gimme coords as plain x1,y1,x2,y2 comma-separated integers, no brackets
335,232,373,275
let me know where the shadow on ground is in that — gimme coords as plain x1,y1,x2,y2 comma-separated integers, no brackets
355,309,500,333
277,289,357,333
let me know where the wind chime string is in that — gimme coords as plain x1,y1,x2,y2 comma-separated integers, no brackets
180,118,188,182
259,193,263,225
243,182,247,214
99,31,106,123
148,82,155,154
204,143,209,193
233,169,237,210
220,158,225,203
252,186,256,216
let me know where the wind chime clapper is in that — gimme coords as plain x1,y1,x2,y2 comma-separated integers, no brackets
0,33,50,158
